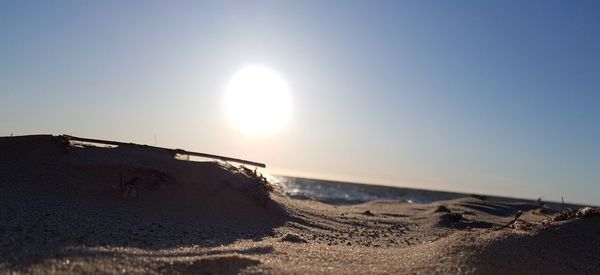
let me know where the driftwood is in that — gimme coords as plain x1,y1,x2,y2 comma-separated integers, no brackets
62,135,266,168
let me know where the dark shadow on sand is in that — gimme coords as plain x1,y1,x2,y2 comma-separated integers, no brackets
459,201,539,217
466,217,600,274
63,245,277,260
0,195,289,269
0,135,290,269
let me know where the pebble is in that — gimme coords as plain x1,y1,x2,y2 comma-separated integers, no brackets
281,233,307,243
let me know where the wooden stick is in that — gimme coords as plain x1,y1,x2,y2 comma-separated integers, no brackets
63,135,266,168
496,210,523,230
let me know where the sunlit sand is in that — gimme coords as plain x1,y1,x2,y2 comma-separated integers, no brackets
1,135,598,274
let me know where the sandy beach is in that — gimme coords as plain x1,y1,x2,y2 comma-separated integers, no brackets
1,135,599,274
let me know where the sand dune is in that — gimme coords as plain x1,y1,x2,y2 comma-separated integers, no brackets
1,135,598,274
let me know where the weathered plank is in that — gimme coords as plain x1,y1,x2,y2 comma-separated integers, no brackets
63,135,266,168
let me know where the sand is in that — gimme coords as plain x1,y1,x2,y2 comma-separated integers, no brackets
1,135,599,274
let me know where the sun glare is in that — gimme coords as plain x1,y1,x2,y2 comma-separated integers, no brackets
224,65,292,136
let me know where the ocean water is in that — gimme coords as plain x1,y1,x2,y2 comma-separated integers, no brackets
267,175,470,205
266,175,589,209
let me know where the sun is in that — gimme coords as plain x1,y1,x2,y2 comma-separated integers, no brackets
224,65,292,136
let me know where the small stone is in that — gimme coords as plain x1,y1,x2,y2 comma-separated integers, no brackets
440,213,462,222
437,213,464,227
281,233,307,243
434,205,451,213
363,210,375,216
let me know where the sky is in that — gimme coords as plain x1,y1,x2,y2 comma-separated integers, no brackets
1,1,599,204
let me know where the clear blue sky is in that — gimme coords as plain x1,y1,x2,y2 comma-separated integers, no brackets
1,1,599,204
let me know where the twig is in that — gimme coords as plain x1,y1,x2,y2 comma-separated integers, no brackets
496,210,523,230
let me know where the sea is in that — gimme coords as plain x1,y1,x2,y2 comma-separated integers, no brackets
267,175,470,205
266,175,587,209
